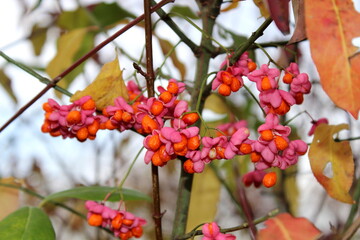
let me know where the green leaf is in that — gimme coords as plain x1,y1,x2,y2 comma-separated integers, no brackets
0,207,55,240
41,186,151,205
29,24,47,56
0,69,17,103
56,8,91,30
169,5,199,19
56,3,135,30
92,2,136,27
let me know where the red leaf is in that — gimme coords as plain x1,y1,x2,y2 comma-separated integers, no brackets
288,0,306,44
257,213,321,240
267,0,290,34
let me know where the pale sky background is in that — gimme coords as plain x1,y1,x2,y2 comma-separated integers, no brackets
1,0,360,239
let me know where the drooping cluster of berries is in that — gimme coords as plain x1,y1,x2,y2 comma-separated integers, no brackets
209,54,312,187
85,201,146,240
201,222,235,240
41,96,105,141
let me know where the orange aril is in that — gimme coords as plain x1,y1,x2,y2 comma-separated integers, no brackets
119,231,132,240
151,151,164,166
187,136,200,150
50,130,61,137
173,135,188,152
76,127,89,141
261,76,272,91
113,110,123,121
66,110,82,125
45,112,52,121
263,172,277,188
150,100,164,116
230,78,241,92
260,129,274,141
111,214,123,229
132,102,140,113
87,214,103,226
274,136,289,150
239,143,252,154
250,152,261,162
82,98,96,110
148,134,161,151
218,84,231,96
182,112,199,125
122,219,134,226
102,108,109,117
88,120,100,135
247,61,257,72
42,102,53,112
132,226,143,238
158,145,172,163
167,82,179,94
274,100,290,115
159,91,172,103
105,119,117,130
283,73,293,84
122,111,133,123
183,159,195,174
142,115,158,134
220,71,233,85
216,146,225,159
41,121,51,133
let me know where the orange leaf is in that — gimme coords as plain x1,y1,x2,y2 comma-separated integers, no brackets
257,213,321,240
308,124,354,204
221,0,241,12
0,178,21,220
253,0,270,18
305,0,360,119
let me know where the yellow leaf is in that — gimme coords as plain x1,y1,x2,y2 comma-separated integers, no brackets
157,37,186,80
0,68,17,103
70,56,128,110
308,124,354,204
46,28,88,98
253,0,270,18
0,178,21,220
186,166,220,231
204,94,230,115
221,0,241,12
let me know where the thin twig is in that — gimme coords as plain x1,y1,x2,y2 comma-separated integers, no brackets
0,51,72,96
0,0,174,133
201,17,273,111
0,182,85,219
144,0,163,239
151,0,200,56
